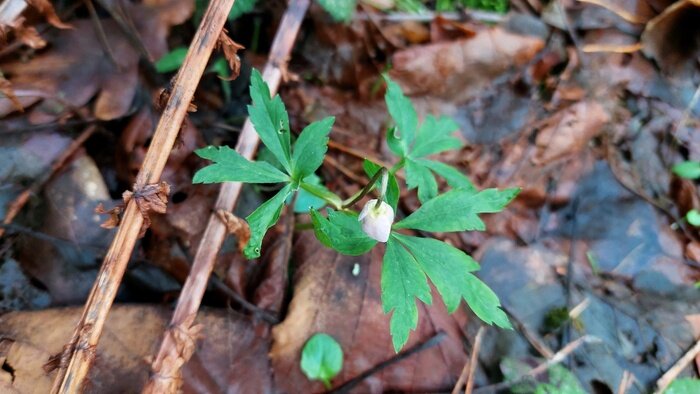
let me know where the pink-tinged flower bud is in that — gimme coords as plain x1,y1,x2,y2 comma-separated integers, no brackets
358,199,394,242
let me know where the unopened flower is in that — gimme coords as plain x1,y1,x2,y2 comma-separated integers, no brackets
358,199,394,242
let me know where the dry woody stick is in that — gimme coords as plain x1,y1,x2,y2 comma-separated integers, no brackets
143,0,311,391
48,0,237,392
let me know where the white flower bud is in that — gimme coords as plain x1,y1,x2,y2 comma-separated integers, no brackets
358,199,394,242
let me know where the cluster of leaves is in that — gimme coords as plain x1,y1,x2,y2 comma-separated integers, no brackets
672,161,700,226
193,69,336,258
193,69,518,351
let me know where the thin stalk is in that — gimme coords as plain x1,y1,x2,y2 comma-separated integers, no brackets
341,167,387,209
143,0,311,392
49,0,235,392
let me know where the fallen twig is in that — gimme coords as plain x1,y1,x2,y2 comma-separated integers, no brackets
452,326,485,394
328,331,447,394
143,0,310,392
655,337,700,393
474,335,600,393
48,0,236,391
0,124,96,239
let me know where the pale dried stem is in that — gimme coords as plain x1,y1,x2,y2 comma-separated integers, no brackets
474,335,600,393
143,0,310,392
452,327,485,394
49,0,236,392
655,337,700,393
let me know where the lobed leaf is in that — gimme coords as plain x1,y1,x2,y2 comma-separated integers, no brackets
310,209,376,256
382,237,432,352
405,158,438,203
248,69,292,172
384,76,418,155
392,233,478,313
410,115,462,158
244,184,293,258
292,116,335,180
394,187,520,232
193,146,289,184
418,159,475,191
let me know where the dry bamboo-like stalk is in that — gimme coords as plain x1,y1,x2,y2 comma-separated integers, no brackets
144,0,310,391
49,0,236,392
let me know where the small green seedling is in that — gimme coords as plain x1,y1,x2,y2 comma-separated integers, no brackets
664,378,700,394
672,161,700,180
193,69,519,351
300,333,343,389
686,209,700,227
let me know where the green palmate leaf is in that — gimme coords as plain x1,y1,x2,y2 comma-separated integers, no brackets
300,334,343,389
673,161,700,179
363,159,400,211
155,47,188,73
395,187,520,232
244,184,293,258
300,333,344,389
665,379,700,394
392,234,478,312
229,0,256,20
292,116,335,180
382,237,432,352
384,76,418,155
410,115,462,158
310,209,376,255
192,146,289,184
418,159,476,191
249,69,292,172
301,181,342,210
405,158,438,203
317,0,357,22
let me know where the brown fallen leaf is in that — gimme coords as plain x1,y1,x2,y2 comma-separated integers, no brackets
271,231,468,393
533,100,610,165
641,0,700,72
0,0,194,121
217,29,244,81
26,0,72,29
216,209,251,253
0,306,273,393
123,181,171,237
95,203,123,229
389,27,545,103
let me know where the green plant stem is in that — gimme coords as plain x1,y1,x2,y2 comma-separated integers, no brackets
342,167,387,209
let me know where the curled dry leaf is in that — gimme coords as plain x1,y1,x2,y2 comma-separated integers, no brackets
216,209,251,253
641,0,700,72
0,306,273,393
217,29,244,81
143,314,204,394
389,27,545,103
533,101,610,165
123,181,171,237
95,203,123,229
0,76,22,112
25,0,71,29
